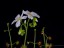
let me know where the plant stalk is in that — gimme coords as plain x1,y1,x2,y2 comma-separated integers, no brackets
34,29,36,48
8,24,12,48
24,19,29,47
43,32,46,48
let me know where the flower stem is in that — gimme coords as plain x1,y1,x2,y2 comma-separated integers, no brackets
43,33,48,48
45,38,47,48
7,23,12,48
27,42,37,44
43,32,46,48
34,29,36,48
24,19,29,47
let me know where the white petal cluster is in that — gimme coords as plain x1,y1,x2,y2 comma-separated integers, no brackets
11,10,40,28
23,10,40,20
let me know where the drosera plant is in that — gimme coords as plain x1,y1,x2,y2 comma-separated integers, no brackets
4,10,52,48
18,10,40,48
11,10,40,48
4,23,13,48
41,27,52,48
26,27,52,48
4,23,20,48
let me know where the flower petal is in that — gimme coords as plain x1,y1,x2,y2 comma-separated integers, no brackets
15,14,20,19
21,10,24,17
23,10,27,14
28,15,33,20
15,20,20,28
31,12,40,18
11,20,17,25
21,16,27,19
23,10,29,14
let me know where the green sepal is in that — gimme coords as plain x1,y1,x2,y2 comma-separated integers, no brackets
29,22,37,27
29,18,38,28
18,28,25,36
33,22,37,27
29,23,33,27
33,17,38,22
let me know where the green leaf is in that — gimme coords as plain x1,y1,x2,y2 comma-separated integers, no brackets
18,28,25,36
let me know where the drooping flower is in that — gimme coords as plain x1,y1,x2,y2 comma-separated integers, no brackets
11,13,27,28
23,10,40,20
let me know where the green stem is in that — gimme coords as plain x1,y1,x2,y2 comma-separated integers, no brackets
28,42,37,44
43,32,46,48
45,38,47,48
12,42,16,45
44,33,47,38
34,29,36,48
24,19,29,47
12,41,17,45
43,33,48,48
8,24,12,48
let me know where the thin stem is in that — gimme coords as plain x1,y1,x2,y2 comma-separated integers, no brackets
44,33,47,38
43,33,48,48
43,32,46,48
28,42,37,44
34,29,36,48
12,42,16,45
7,24,12,48
24,19,29,47
45,38,47,48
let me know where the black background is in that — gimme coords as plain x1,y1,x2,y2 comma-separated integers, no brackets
0,0,64,48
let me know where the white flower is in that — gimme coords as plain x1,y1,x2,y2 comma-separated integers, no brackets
23,10,40,20
11,13,27,28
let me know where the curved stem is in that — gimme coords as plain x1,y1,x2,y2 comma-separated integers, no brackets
8,24,12,48
12,41,17,45
24,19,29,47
34,29,36,48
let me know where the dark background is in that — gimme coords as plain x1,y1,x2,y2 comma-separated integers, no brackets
0,0,64,48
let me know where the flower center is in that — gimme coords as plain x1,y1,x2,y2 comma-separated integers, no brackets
17,17,21,21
